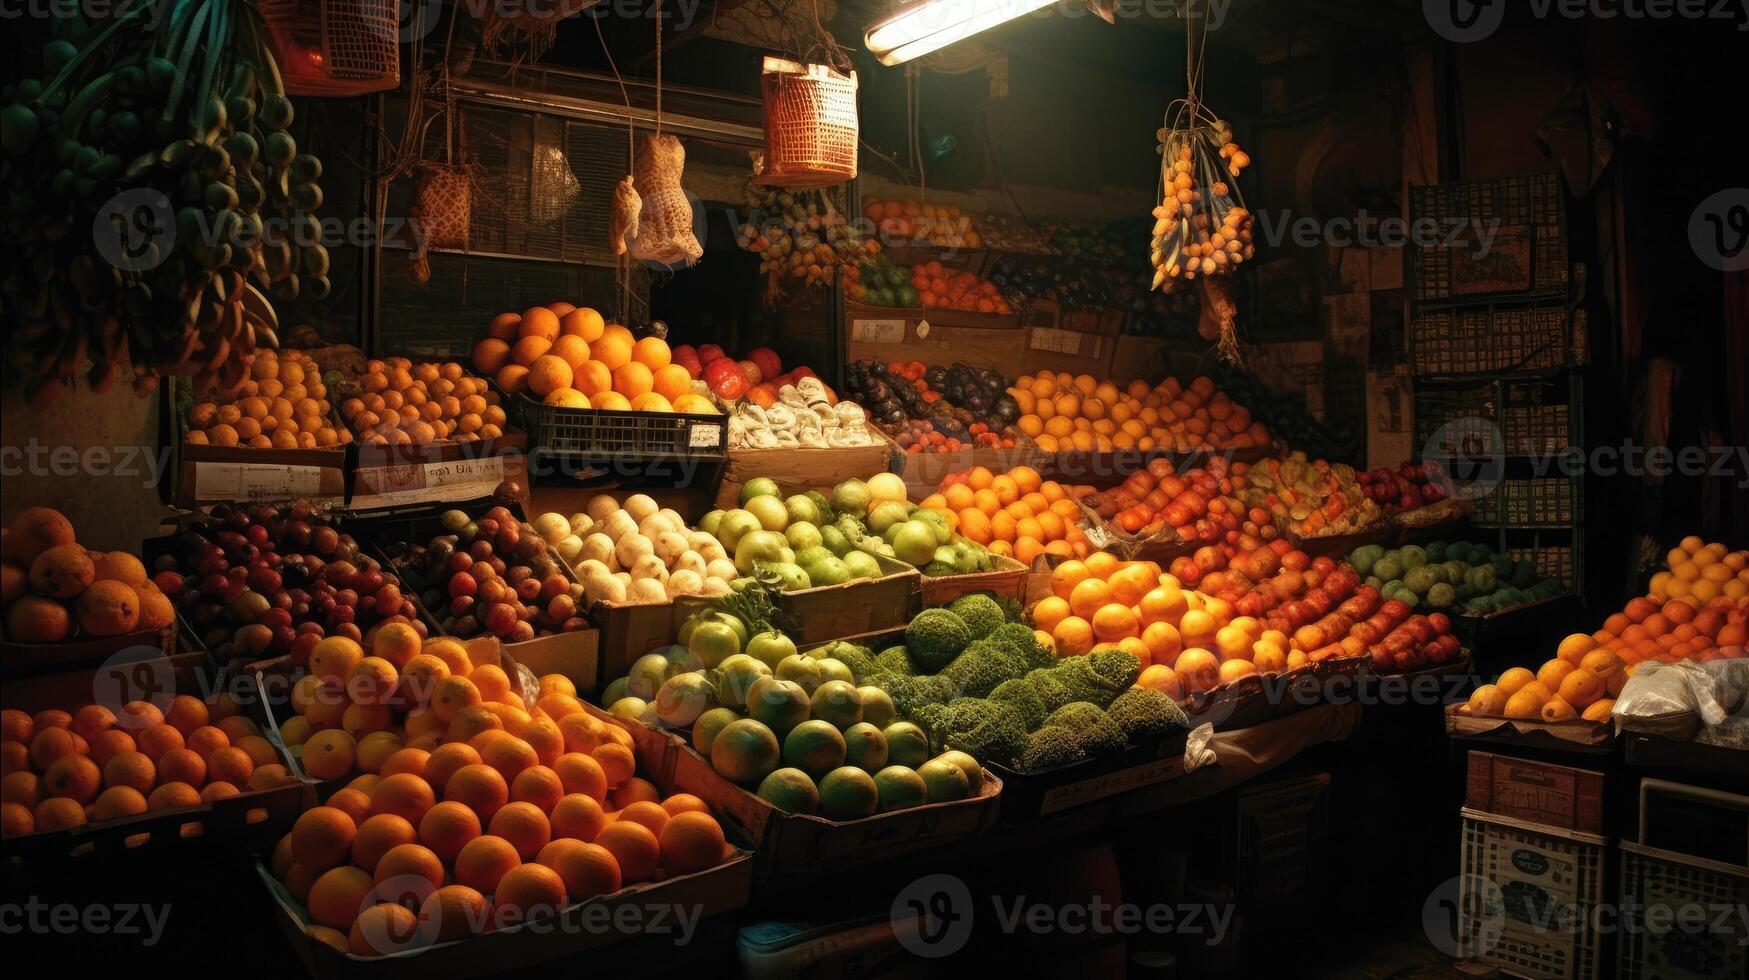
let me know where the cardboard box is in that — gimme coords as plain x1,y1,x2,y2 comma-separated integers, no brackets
989,732,1189,821
0,625,176,679
714,437,898,511
916,554,1031,609
174,443,348,509
348,433,531,514
1465,750,1606,834
2,652,313,866
1443,703,1614,752
774,553,921,645
846,307,1026,379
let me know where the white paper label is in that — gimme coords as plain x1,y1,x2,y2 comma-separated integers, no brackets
194,462,331,502
1030,326,1094,356
852,318,907,344
688,424,723,448
354,456,505,508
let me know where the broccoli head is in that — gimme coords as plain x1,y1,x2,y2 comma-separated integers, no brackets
817,640,878,681
881,673,958,717
927,698,1026,768
905,608,972,672
947,593,1006,640
874,645,915,676
940,639,1026,697
989,622,1056,671
1025,667,1077,712
1043,701,1126,756
1049,656,1124,708
989,677,1048,730
1016,725,1087,773
1106,688,1189,741
1087,648,1142,690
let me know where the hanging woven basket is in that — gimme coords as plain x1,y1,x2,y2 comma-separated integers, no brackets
259,0,401,97
756,56,858,188
408,163,472,284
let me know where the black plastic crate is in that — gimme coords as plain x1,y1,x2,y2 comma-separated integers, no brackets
512,392,727,460
1410,304,1575,377
1410,173,1568,303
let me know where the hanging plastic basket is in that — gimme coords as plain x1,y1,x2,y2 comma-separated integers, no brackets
259,0,401,97
757,56,858,188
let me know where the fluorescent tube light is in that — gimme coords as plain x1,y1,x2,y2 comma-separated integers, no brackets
865,0,1060,66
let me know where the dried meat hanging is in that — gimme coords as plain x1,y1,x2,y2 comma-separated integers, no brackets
1149,1,1254,361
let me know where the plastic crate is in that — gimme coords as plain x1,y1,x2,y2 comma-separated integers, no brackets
1410,305,1575,377
1619,780,1749,980
1410,173,1568,303
1459,807,1606,980
1474,477,1582,528
1508,545,1576,587
1233,773,1330,903
513,392,726,460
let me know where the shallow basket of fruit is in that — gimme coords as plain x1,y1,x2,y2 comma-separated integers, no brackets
2,652,314,866
1443,700,1614,752
511,391,727,462
256,674,752,977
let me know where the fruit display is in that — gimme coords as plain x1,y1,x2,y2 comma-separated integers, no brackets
736,183,872,295
155,502,419,666
182,349,350,449
267,658,734,953
921,465,1096,564
2,4,325,401
1,508,171,644
612,629,985,817
1012,373,1269,455
1359,462,1451,516
1212,362,1361,465
727,377,877,450
387,507,591,642
472,304,718,414
535,495,735,605
679,342,825,406
338,358,508,446
703,475,994,586
844,252,920,309
1649,536,1749,605
0,691,296,837
1349,541,1562,616
1149,123,1254,290
973,212,1056,255
843,359,1023,450
861,197,982,251
909,261,1014,315
1082,457,1246,542
1231,454,1384,540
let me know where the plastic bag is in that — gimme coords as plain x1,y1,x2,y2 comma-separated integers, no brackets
1612,659,1749,741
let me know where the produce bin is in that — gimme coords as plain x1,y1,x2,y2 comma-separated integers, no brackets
587,594,713,696
987,731,1188,822
2,652,313,867
713,432,898,511
0,623,177,679
347,428,530,514
1618,780,1749,980
1443,702,1614,754
772,553,921,645
1465,750,1606,834
916,554,1030,608
1182,651,1368,731
513,391,727,460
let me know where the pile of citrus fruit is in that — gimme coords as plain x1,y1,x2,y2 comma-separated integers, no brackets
471,303,718,416
3,507,174,644
271,649,734,955
2,693,294,838
184,350,350,449
919,465,1095,565
1649,536,1749,605
1010,373,1267,455
340,358,509,445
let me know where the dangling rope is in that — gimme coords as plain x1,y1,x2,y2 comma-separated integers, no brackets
597,12,637,320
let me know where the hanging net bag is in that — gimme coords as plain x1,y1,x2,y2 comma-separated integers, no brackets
258,0,400,97
757,55,859,188
628,132,703,267
408,110,472,285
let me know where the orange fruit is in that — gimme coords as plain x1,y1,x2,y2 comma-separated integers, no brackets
1050,559,1089,599
608,777,661,810
1031,596,1071,635
659,810,726,874
550,334,591,370
380,748,430,781
370,772,436,825
591,742,635,788
40,753,100,803
631,336,671,370
595,820,660,883
164,695,209,735
93,785,149,821
1556,668,1603,710
660,793,710,816
374,841,445,893
290,805,359,872
350,812,417,872
325,787,373,825
1091,603,1139,643
479,736,539,783
308,865,374,929
616,800,671,837
1068,577,1111,619
1052,616,1094,656
519,307,561,342
1173,649,1221,694
432,676,482,722
1536,659,1574,691
454,834,522,894
538,839,620,902
136,723,185,762
1495,667,1536,696
592,333,632,371
1503,688,1545,719
425,743,483,792
301,729,356,781
550,793,610,842
1540,697,1577,723
418,800,482,863
420,884,488,943
510,765,566,814
488,800,552,860
560,308,606,341
492,863,567,928
652,364,693,401
102,749,155,795
526,355,574,398
1134,664,1183,699
348,902,421,958
446,763,510,823
612,361,654,400
157,748,206,787
33,797,86,831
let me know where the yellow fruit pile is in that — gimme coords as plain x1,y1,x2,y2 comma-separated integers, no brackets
1650,536,1749,605
1461,633,1624,725
1010,374,1268,454
186,350,349,449
343,358,509,446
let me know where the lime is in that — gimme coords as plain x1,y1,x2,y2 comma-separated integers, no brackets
842,722,888,772
810,680,863,729
782,720,847,777
818,766,879,819
873,765,928,811
756,767,820,814
710,718,781,784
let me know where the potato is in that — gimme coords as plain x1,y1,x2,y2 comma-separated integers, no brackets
706,558,738,582
568,512,595,536
581,534,616,568
577,558,612,582
658,508,687,531
586,494,620,522
667,569,703,597
629,578,668,603
701,576,731,596
638,513,677,540
601,510,637,543
534,512,571,544
673,550,707,577
623,494,659,523
556,534,584,563
630,554,668,583
652,531,689,564
615,532,654,570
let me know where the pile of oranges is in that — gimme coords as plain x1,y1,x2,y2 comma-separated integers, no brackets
471,303,717,416
919,465,1094,565
1,694,295,838
185,350,349,449
1028,553,1272,697
270,633,733,955
1011,374,1267,455
1650,536,1749,605
342,359,509,446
